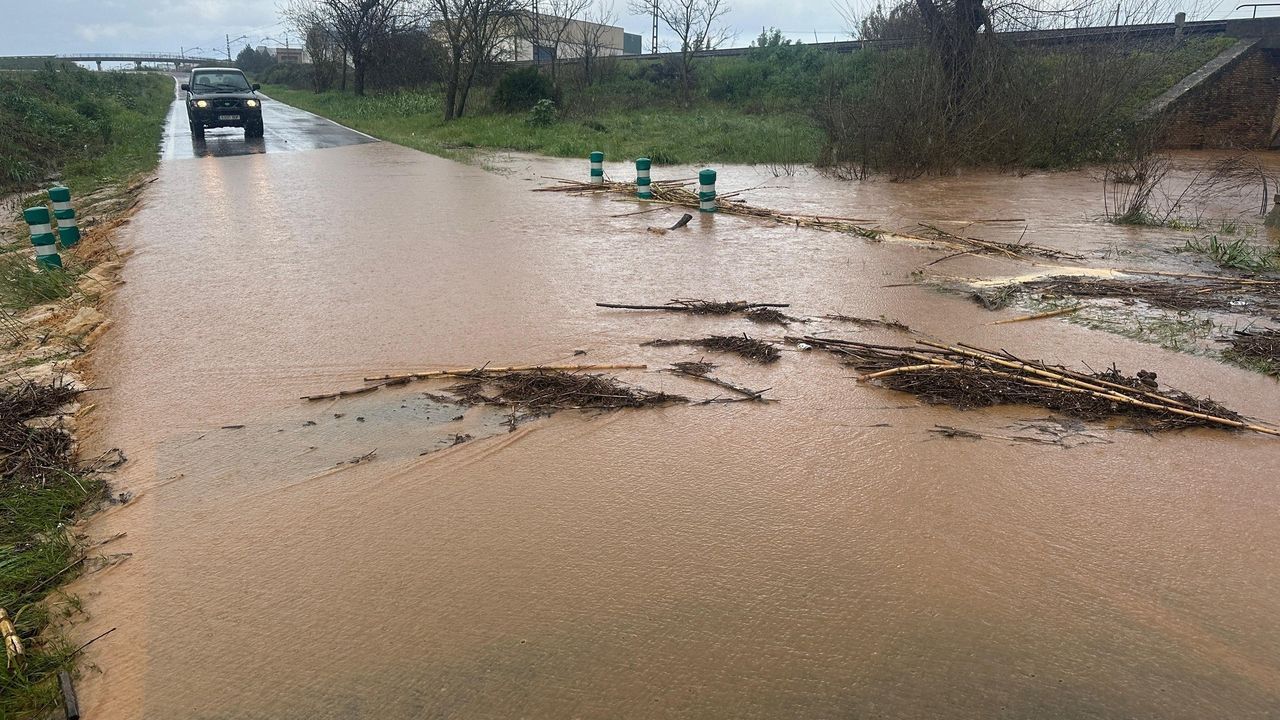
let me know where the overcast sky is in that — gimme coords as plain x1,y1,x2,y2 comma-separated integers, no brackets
0,0,1247,59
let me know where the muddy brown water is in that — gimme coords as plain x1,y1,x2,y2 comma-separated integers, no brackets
71,135,1280,719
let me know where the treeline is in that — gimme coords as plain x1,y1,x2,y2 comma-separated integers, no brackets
265,0,1228,175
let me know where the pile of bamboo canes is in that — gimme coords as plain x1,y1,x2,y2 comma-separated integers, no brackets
539,178,1078,260
795,335,1279,436
537,178,886,240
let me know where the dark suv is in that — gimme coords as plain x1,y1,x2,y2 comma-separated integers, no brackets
181,67,264,139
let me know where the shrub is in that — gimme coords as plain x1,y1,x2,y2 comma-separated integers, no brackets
493,67,557,113
527,99,558,127
258,63,314,91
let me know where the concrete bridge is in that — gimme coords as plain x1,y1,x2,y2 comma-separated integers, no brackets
1146,17,1280,148
0,52,223,71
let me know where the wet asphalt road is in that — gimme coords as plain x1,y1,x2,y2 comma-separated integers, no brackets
160,75,375,160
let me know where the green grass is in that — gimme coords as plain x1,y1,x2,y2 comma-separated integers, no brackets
263,85,823,166
1181,234,1280,273
0,64,168,719
0,471,103,720
1223,347,1280,377
0,67,172,196
0,255,79,312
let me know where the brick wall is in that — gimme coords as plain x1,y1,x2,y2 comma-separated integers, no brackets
1160,48,1280,149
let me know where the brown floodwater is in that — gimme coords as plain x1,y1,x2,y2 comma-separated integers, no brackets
71,136,1280,719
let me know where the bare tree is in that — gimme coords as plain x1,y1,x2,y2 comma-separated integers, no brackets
428,0,527,120
519,0,592,82
572,0,618,86
285,0,425,95
629,0,732,105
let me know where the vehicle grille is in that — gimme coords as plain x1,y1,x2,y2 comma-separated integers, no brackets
214,99,241,109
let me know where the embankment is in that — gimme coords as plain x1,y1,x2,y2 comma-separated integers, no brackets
0,66,170,719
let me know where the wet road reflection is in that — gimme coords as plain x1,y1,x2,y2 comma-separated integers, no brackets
161,75,375,160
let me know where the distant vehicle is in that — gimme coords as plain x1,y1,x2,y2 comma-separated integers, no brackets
180,67,264,139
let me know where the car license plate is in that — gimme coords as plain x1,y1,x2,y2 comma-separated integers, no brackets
218,114,240,121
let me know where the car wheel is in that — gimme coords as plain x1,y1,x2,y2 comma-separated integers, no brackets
191,121,204,139
246,121,264,139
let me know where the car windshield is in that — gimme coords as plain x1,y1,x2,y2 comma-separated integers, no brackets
191,72,251,92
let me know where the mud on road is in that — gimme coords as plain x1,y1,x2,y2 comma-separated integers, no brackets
68,98,1280,720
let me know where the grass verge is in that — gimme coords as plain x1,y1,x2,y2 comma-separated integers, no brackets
1,66,173,197
263,85,823,166
1,64,169,719
0,382,105,719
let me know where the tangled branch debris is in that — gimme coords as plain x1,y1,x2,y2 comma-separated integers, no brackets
818,314,912,332
0,380,79,484
666,362,771,401
797,335,1278,436
644,334,781,363
597,298,793,325
1022,277,1280,312
1223,329,1280,376
445,370,686,411
538,178,886,241
918,225,1083,261
303,364,647,401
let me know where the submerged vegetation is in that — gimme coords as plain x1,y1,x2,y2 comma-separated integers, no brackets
1181,234,1280,273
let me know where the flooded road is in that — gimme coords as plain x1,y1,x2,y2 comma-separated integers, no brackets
72,101,1280,718
160,76,375,160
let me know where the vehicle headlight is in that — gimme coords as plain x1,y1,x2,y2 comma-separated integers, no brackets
245,99,259,108
195,99,208,108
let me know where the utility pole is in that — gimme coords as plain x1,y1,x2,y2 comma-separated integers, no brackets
225,34,249,62
651,0,658,54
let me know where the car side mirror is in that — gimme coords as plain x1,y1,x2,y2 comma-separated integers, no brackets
180,83,190,91
252,83,260,91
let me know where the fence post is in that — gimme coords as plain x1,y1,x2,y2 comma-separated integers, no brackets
636,157,652,199
48,186,80,249
23,207,62,269
590,151,604,185
698,169,717,213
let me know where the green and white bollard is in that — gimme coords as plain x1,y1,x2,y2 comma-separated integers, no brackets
590,151,604,185
698,168,717,213
636,157,652,199
23,207,62,269
47,186,80,248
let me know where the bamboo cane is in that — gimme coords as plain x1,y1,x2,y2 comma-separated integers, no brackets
915,341,1280,436
988,306,1082,325
0,608,24,670
954,342,1196,410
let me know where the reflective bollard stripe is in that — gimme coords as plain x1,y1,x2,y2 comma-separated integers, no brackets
698,168,717,213
48,186,80,247
590,151,604,185
636,157,652,199
23,207,62,269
